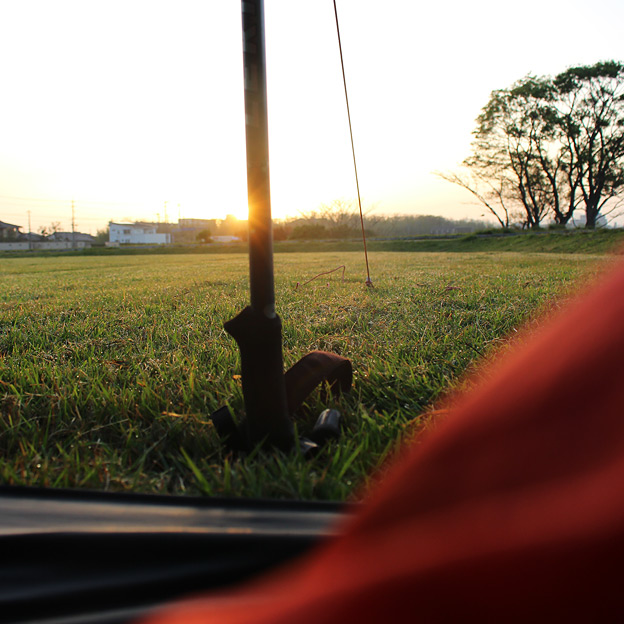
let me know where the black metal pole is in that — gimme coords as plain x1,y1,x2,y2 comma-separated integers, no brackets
242,0,276,317
222,0,293,451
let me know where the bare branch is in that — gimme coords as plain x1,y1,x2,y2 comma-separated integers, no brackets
435,170,510,228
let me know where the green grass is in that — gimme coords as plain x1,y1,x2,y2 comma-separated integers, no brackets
0,251,615,500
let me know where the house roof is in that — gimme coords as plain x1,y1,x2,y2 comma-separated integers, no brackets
50,232,96,241
0,220,21,229
109,222,157,227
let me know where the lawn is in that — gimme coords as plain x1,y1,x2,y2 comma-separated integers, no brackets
0,250,615,500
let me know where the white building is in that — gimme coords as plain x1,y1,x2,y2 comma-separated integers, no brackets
108,222,170,245
211,235,241,243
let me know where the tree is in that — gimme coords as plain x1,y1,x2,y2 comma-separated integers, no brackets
436,170,512,229
289,223,328,240
272,223,292,241
196,228,212,243
465,76,568,228
296,199,370,239
554,62,624,228
443,61,624,228
364,213,486,236
38,221,62,237
94,228,109,245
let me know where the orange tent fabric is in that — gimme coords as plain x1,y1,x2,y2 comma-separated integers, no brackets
145,259,624,623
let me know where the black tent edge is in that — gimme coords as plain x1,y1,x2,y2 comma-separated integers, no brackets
0,483,347,515
0,485,350,624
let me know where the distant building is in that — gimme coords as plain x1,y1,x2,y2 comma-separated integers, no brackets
178,218,217,230
48,232,96,243
211,235,241,243
172,218,218,244
0,220,21,240
20,232,45,242
108,222,171,245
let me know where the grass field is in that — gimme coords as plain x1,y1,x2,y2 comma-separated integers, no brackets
0,248,616,500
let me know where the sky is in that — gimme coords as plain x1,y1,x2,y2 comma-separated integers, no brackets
0,0,622,234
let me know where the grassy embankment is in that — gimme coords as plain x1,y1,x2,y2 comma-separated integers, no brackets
0,234,619,500
2,227,624,258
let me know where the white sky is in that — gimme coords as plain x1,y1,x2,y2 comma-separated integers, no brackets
0,0,622,234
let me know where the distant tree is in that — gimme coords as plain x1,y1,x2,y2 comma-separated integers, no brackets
287,212,486,238
289,223,329,240
367,213,488,236
316,200,360,229
272,223,292,241
38,221,62,237
442,61,624,228
436,170,512,229
295,199,370,239
94,228,109,245
196,228,212,243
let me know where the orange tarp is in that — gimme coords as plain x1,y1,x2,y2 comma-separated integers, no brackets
145,259,624,622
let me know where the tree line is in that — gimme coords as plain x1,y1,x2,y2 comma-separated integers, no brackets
274,201,487,240
440,61,624,229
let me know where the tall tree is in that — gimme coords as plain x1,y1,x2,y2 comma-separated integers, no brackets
444,61,624,228
466,76,567,228
554,62,624,228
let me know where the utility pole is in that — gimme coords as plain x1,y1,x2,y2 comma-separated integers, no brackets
71,200,76,250
27,210,32,251
164,201,168,224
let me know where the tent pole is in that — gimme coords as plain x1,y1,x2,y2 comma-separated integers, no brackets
222,0,293,451
242,0,277,316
